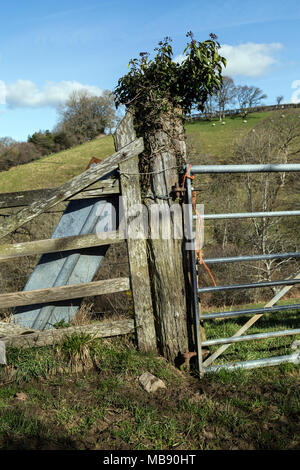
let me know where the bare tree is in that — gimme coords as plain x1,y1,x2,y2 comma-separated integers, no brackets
203,94,216,120
235,85,267,116
276,95,284,105
56,89,117,144
215,76,236,120
246,86,267,108
235,85,250,118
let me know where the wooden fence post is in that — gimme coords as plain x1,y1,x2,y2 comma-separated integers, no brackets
115,112,157,352
137,106,190,365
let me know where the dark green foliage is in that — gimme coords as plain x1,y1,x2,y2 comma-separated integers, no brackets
28,129,72,156
28,130,55,155
114,32,226,118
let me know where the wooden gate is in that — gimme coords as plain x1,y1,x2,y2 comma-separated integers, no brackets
0,113,156,353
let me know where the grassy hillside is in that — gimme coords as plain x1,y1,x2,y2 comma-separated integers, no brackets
0,135,115,193
0,111,274,194
185,111,276,162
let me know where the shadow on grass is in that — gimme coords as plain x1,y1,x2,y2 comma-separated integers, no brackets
0,407,82,450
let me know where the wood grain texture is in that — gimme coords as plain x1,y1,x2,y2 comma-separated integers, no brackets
119,156,157,353
143,107,189,363
0,231,121,261
0,179,120,209
0,277,130,309
113,109,135,150
1,318,135,348
115,111,157,353
0,138,143,239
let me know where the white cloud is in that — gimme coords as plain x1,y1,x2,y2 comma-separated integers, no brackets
291,80,300,103
0,80,6,105
174,42,283,78
220,42,283,77
3,80,103,109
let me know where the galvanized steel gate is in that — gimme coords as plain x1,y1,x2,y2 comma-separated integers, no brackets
185,163,300,375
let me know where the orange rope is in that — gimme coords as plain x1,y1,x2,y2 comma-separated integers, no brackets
183,165,217,287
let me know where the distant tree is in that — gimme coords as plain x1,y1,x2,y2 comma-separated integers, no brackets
0,137,18,171
28,130,55,155
53,131,72,151
203,94,216,120
56,90,117,144
215,76,236,120
0,137,16,150
235,84,267,117
0,140,41,171
101,89,118,134
235,85,249,113
247,86,267,108
276,95,284,105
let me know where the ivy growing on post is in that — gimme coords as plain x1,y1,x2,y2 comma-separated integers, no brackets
114,33,226,365
115,32,226,185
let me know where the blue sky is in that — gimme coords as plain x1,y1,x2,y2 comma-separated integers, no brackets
1,0,300,141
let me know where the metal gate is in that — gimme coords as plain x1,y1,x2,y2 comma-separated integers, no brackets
185,163,300,376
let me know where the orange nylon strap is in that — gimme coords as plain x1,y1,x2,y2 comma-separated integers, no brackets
181,164,194,189
187,170,217,288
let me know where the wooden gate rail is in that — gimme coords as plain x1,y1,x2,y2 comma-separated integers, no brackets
0,178,120,210
0,318,135,349
0,231,121,261
0,277,130,309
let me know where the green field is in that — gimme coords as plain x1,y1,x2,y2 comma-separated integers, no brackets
185,111,273,161
0,111,271,193
0,135,115,193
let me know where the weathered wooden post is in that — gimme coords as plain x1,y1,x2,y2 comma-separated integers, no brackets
114,33,225,365
136,105,190,364
114,108,189,362
115,111,157,353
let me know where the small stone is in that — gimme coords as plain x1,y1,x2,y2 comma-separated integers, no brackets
0,341,6,365
291,340,300,350
15,392,28,401
138,372,166,393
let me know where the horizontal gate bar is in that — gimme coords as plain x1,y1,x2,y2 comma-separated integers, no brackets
201,303,300,320
204,351,300,373
189,163,300,174
202,328,300,347
198,278,300,294
0,231,121,262
203,252,300,264
0,277,130,309
193,210,300,220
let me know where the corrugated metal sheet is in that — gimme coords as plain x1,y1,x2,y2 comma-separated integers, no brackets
12,196,117,330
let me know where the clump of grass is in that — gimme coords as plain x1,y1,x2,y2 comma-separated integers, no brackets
59,333,100,370
5,347,60,384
